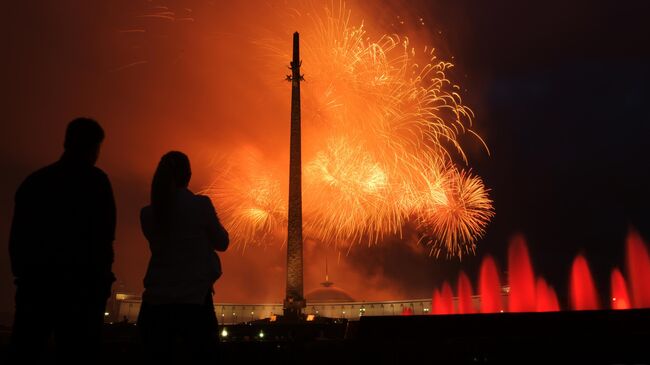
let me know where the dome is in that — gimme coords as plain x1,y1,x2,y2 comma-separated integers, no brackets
305,286,355,303
306,257,354,302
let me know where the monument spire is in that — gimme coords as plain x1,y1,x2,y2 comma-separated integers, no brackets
321,255,333,288
284,31,306,318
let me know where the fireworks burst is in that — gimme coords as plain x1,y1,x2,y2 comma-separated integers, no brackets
416,168,494,258
204,150,287,251
204,3,493,257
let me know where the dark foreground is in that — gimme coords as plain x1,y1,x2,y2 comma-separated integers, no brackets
1,309,649,364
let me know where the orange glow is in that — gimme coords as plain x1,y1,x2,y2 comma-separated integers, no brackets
203,3,492,258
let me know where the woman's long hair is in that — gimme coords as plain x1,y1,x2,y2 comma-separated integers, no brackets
151,151,191,233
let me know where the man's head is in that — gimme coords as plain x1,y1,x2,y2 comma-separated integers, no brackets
63,118,105,165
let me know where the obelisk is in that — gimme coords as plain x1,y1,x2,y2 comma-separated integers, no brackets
284,32,306,318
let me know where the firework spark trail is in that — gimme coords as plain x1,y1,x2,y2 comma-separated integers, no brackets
303,137,398,245
416,168,494,258
205,3,493,257
115,3,195,72
203,152,287,251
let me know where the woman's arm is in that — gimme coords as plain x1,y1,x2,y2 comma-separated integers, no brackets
200,196,229,251
140,206,156,244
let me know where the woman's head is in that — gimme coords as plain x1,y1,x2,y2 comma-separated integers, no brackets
151,151,192,229
154,151,191,189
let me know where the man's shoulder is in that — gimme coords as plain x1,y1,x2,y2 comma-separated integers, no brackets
29,162,59,177
73,165,111,189
19,162,60,190
90,165,108,177
23,162,108,183
89,166,111,184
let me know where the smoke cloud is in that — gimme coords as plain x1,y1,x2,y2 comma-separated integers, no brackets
1,0,475,322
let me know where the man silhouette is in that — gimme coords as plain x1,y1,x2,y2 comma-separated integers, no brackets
8,118,116,364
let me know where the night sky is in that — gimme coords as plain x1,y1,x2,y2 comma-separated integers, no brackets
1,0,649,324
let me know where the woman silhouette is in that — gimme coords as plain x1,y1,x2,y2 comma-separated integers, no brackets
137,151,229,363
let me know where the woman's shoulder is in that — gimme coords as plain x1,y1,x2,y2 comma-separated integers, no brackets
188,192,214,207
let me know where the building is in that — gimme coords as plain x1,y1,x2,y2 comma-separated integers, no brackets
107,289,508,325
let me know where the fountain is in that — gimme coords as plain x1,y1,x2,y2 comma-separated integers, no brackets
535,278,559,312
569,254,600,310
431,282,454,314
456,272,475,314
610,267,630,310
430,229,650,313
507,234,536,312
362,229,650,363
626,229,650,308
478,255,502,313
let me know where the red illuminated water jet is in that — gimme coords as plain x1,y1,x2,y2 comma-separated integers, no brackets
508,235,536,312
432,282,454,314
457,272,475,314
569,254,600,310
626,230,650,308
479,256,502,313
430,229,650,314
535,278,559,312
431,289,441,314
610,267,630,310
